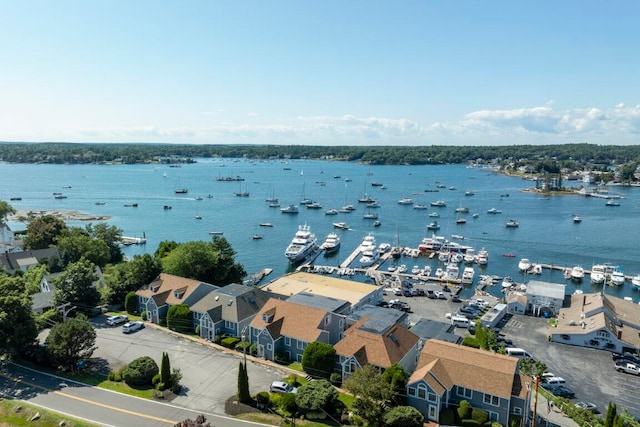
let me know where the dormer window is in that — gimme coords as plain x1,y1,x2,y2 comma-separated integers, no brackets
150,285,158,292
262,312,274,323
174,290,185,299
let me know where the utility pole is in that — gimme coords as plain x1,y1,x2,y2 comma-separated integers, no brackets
57,302,76,322
241,326,248,367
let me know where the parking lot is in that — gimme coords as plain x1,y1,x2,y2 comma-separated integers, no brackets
382,286,640,420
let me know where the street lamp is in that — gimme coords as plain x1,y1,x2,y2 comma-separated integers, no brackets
241,326,248,367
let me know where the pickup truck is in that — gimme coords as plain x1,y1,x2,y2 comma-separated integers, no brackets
615,362,640,376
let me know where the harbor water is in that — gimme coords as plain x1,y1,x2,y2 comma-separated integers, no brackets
2,159,639,302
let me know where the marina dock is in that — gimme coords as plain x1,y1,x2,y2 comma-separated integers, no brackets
119,235,147,245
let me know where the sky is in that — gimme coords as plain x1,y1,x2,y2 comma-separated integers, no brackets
1,1,639,146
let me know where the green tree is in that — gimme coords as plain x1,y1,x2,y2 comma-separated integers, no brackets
382,406,424,427
88,223,124,263
295,379,339,414
381,363,409,405
301,342,336,379
125,291,138,314
167,304,192,333
56,227,110,267
53,258,100,312
108,254,162,305
0,275,38,357
24,215,67,250
343,365,393,426
45,315,96,372
237,361,251,403
160,352,172,390
122,356,159,387
160,239,245,286
0,200,15,224
154,240,179,258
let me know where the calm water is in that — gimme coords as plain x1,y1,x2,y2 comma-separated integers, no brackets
3,159,640,302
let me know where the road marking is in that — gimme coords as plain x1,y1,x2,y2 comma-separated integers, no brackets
0,372,177,425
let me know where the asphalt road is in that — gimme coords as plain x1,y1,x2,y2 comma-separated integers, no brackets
0,362,261,427
384,286,640,420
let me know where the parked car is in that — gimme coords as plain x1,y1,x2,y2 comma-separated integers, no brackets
552,386,575,398
122,321,144,334
435,291,446,300
450,294,461,303
106,314,128,326
415,288,425,296
270,381,297,394
575,402,597,413
426,290,436,299
612,352,640,365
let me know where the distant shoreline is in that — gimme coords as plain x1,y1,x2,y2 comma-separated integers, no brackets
9,209,111,222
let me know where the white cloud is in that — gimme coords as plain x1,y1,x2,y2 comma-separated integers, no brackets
5,103,640,145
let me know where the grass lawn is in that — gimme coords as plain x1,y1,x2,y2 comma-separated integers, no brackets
0,399,100,427
288,362,303,372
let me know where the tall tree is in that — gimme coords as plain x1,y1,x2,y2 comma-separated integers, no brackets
24,215,67,250
45,315,96,371
161,352,172,389
161,239,245,286
53,258,100,311
0,275,38,357
237,361,251,403
381,363,409,405
56,227,110,267
88,223,124,263
0,200,16,225
343,365,393,426
302,342,336,379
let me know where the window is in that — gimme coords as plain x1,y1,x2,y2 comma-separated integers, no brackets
267,343,272,351
428,405,437,420
297,340,305,350
417,385,426,399
325,316,330,326
597,330,609,338
224,320,234,330
339,318,344,328
408,387,416,397
457,386,472,399
513,407,522,415
428,392,437,403
285,337,291,346
483,394,499,407
488,411,499,422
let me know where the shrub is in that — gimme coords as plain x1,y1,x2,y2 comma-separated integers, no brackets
509,416,521,427
471,408,489,424
457,400,472,420
301,342,336,378
256,391,270,405
330,372,342,386
305,411,326,420
140,310,147,321
152,373,162,386
462,336,481,348
108,371,116,381
113,373,122,382
167,304,192,333
195,325,200,335
159,317,167,327
221,337,241,349
382,406,424,427
235,341,251,353
440,407,456,425
122,356,159,387
124,291,137,314
274,350,289,363
278,392,298,415
249,343,258,356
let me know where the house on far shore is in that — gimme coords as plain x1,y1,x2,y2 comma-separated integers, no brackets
407,339,528,425
136,273,218,324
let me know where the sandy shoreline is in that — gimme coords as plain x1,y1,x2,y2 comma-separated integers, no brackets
9,209,111,222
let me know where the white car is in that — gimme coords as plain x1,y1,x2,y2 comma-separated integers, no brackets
106,315,128,326
269,381,297,394
122,321,144,334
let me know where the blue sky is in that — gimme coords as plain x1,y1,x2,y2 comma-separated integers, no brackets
1,1,639,146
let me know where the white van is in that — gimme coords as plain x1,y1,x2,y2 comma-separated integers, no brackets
543,377,566,388
451,315,470,328
505,347,533,359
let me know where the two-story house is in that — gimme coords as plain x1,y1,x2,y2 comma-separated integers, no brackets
136,273,218,324
407,340,528,425
334,305,420,381
250,298,346,363
189,283,273,340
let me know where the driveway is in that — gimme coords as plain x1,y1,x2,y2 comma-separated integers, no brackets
93,321,284,414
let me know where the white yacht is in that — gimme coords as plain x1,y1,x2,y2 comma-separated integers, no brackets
518,258,532,271
397,198,413,205
610,268,625,286
505,219,519,228
461,266,475,283
571,265,585,281
322,232,341,255
359,234,379,266
280,204,299,214
590,264,606,284
445,263,459,280
631,274,640,290
332,222,350,230
284,224,317,263
477,248,489,265
487,207,502,214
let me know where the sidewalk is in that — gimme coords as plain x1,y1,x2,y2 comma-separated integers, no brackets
531,392,579,427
